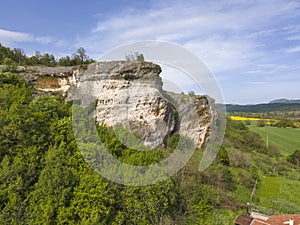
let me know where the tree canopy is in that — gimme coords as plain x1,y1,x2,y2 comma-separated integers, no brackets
0,44,94,67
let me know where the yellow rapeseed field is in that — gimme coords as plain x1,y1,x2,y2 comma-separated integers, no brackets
230,116,261,121
230,116,273,125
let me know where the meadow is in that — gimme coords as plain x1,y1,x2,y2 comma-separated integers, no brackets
248,125,300,156
254,176,300,214
230,115,300,156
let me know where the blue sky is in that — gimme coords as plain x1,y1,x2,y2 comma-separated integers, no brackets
1,0,300,104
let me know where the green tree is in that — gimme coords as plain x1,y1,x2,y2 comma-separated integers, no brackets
217,146,229,166
125,52,145,62
58,56,72,66
257,120,265,127
275,118,294,128
288,150,300,167
3,57,17,72
76,47,87,63
40,53,56,66
28,144,78,225
12,48,26,64
59,167,115,224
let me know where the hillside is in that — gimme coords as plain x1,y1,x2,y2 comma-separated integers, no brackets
0,69,299,224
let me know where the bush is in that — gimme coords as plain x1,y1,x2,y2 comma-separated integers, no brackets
274,119,294,128
257,120,265,127
287,150,300,167
228,150,251,168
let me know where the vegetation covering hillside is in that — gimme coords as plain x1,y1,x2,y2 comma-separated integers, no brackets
1,71,299,224
0,44,299,224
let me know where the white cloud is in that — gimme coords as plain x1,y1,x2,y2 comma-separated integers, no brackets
287,34,300,40
0,29,33,43
245,81,270,85
286,45,300,53
75,0,300,76
0,28,59,46
2,0,299,103
243,70,266,74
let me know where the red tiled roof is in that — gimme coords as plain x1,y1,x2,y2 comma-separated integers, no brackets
235,214,300,225
251,218,271,225
267,214,300,225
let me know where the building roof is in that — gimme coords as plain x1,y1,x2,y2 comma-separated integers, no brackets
267,214,300,225
235,214,300,225
251,218,271,225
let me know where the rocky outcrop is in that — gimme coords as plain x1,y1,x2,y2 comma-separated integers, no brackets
14,65,84,95
73,61,213,149
4,62,213,149
166,92,213,149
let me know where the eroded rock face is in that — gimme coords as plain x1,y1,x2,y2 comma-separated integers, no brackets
17,66,84,95
73,61,212,149
167,93,213,149
74,62,177,148
10,61,213,149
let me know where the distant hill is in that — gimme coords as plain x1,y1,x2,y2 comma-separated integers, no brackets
269,98,300,104
217,100,300,112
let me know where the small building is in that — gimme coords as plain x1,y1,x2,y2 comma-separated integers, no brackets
235,214,300,225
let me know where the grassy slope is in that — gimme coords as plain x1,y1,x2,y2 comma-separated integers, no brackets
248,125,300,156
244,123,300,215
254,176,300,214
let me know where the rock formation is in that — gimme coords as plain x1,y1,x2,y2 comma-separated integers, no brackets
14,65,84,94
6,61,213,149
72,61,213,149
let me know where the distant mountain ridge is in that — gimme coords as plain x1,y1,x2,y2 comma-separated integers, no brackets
217,99,300,112
269,98,300,104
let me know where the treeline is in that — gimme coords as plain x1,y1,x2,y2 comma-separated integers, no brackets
256,118,298,128
224,103,300,113
0,43,94,67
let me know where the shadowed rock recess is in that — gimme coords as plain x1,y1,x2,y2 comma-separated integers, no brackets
18,61,213,149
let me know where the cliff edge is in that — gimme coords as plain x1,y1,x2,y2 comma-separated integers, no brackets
4,61,213,149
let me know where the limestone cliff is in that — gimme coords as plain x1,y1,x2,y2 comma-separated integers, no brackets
12,65,84,94
72,61,213,149
8,62,213,149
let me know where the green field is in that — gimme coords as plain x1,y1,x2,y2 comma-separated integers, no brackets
254,176,300,214
248,125,300,156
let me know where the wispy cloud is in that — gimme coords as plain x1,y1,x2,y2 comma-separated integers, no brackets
245,81,270,85
0,28,61,46
0,29,33,43
287,34,300,40
286,45,300,53
75,0,300,76
1,0,300,103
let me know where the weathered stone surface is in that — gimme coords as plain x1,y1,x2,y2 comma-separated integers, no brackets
166,92,213,148
13,66,84,95
73,61,212,149
74,61,176,148
6,61,213,149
